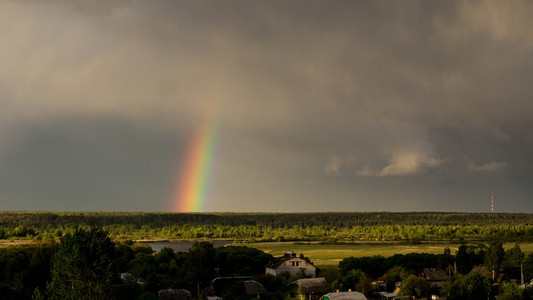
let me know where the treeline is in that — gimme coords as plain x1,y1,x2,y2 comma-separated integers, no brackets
101,224,533,242
2,212,533,227
2,212,533,242
5,223,533,243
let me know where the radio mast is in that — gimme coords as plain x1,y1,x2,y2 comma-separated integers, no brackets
491,192,494,213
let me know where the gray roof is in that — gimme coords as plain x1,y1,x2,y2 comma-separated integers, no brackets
265,256,294,269
421,268,448,281
243,280,267,296
158,288,192,300
471,266,492,278
292,277,329,294
266,252,315,269
320,291,368,300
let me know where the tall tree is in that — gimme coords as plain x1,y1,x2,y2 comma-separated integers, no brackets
524,253,533,283
485,241,505,274
46,228,118,300
502,244,524,280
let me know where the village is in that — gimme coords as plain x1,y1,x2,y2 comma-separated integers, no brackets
128,245,533,300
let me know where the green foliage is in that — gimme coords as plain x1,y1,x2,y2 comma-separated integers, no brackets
456,244,485,274
355,277,374,297
46,228,119,300
503,244,525,279
0,243,58,299
340,252,443,280
485,241,505,272
441,272,491,300
342,269,367,291
214,246,273,277
31,287,44,300
524,253,533,282
319,265,342,285
2,212,533,243
399,275,429,298
178,242,216,292
381,266,411,292
522,285,533,300
498,282,523,300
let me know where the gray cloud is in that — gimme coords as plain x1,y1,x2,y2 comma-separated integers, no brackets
358,150,443,177
1,0,532,212
467,158,508,172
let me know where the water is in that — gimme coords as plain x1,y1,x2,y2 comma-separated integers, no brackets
144,240,233,252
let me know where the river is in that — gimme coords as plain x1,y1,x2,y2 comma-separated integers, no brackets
143,240,233,252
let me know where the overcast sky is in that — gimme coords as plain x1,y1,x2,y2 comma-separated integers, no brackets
1,0,532,212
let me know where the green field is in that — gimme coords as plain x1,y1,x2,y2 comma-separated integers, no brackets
237,241,533,266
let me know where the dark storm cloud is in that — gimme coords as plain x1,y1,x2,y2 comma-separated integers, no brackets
0,116,182,211
0,0,532,211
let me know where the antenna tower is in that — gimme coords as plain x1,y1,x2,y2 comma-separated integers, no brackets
491,192,494,213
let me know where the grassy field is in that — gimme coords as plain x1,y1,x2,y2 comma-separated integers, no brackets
237,241,533,266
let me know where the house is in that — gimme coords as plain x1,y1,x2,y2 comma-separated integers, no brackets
471,266,493,279
292,277,329,300
420,268,448,287
319,291,368,300
266,251,316,277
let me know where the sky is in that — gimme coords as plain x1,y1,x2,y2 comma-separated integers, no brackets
1,0,533,212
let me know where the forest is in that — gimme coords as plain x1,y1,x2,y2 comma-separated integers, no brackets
2,212,533,243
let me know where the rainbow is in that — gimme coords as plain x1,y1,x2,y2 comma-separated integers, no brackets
172,115,218,212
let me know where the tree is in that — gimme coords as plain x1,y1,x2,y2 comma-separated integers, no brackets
342,269,367,291
498,282,522,300
502,244,524,279
463,272,491,300
381,266,410,292
441,272,490,300
399,275,429,299
356,277,374,297
456,244,485,274
46,228,119,300
179,242,217,294
485,241,505,274
524,253,533,282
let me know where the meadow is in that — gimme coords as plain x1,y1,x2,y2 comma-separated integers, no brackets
237,241,533,266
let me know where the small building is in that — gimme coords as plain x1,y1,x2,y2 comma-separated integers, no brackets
266,251,316,277
243,280,267,297
292,277,329,300
420,268,448,287
495,272,510,284
375,292,398,300
210,276,252,296
471,266,493,279
320,291,368,300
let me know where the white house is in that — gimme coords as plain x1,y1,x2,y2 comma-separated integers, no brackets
265,251,316,277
